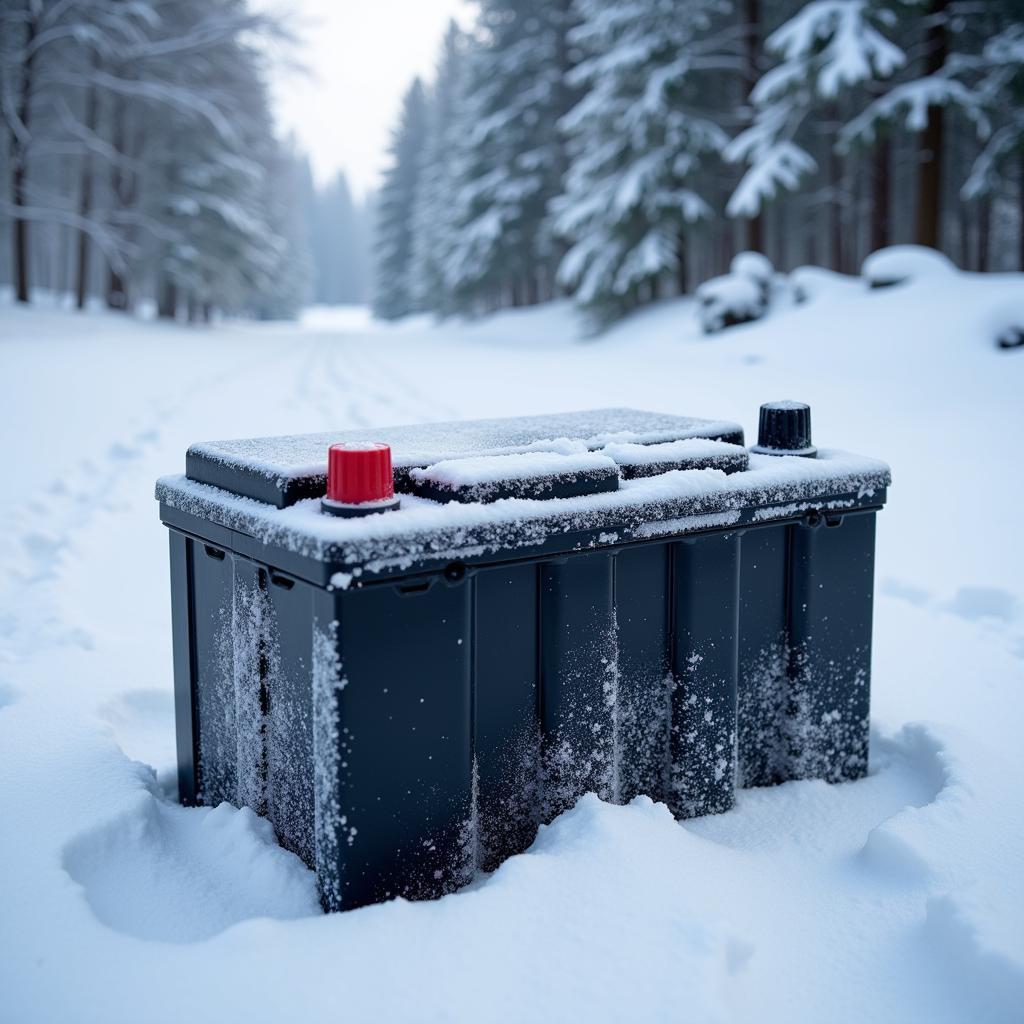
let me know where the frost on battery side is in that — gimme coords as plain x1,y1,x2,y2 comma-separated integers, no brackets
737,640,790,788
198,604,238,806
617,671,674,807
476,724,542,874
232,576,269,814
785,644,870,782
738,637,870,787
669,643,738,819
312,619,350,911
197,574,271,811
541,617,621,820
265,614,315,866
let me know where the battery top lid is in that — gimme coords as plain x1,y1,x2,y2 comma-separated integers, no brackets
186,408,746,508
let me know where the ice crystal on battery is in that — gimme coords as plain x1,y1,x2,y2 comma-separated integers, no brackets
312,618,347,911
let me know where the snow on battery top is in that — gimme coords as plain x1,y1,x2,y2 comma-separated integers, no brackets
158,409,890,582
184,408,745,508
410,450,616,487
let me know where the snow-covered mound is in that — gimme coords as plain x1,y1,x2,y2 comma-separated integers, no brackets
730,250,775,292
861,245,957,288
695,273,767,333
1,271,1023,1023
789,265,858,305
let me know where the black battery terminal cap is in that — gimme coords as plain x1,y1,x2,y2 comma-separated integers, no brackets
750,401,817,457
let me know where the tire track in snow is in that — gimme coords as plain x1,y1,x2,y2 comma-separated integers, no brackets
320,331,460,425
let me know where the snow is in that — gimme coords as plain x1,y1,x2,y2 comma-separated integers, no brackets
860,244,958,286
158,447,887,573
1,268,1023,1023
601,436,747,469
187,407,743,504
409,450,617,486
730,250,774,286
789,264,857,304
696,273,767,332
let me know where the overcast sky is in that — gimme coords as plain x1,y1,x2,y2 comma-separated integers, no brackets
264,0,473,199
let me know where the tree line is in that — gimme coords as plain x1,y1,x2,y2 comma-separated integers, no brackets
0,0,371,320
374,0,1024,329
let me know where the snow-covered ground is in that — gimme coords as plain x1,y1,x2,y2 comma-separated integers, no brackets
1,273,1023,1023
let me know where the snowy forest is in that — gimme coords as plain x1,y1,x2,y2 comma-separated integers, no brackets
0,0,371,320
1,1,1022,329
376,0,1024,327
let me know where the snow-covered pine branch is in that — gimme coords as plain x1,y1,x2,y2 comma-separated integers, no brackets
373,77,429,320
555,0,729,328
726,0,905,218
438,0,576,314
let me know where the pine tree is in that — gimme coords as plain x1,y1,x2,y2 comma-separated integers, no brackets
253,140,314,320
410,22,468,316
444,0,576,311
311,172,363,304
148,1,287,319
965,23,1024,269
373,78,428,320
838,1,1001,252
726,0,905,243
555,0,732,328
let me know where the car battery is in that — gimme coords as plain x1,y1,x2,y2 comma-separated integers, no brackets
155,404,890,912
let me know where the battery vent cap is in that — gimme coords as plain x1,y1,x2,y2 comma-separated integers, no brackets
751,401,817,457
322,442,401,517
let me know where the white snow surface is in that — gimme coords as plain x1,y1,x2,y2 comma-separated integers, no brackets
600,436,743,465
697,273,764,309
409,449,617,487
2,271,1023,1023
860,244,957,285
730,250,774,285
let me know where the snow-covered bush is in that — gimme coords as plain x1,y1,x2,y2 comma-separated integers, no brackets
789,266,855,305
861,246,956,289
695,251,775,333
696,274,766,334
730,251,774,293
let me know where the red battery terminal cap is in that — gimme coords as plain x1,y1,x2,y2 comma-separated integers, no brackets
322,442,401,517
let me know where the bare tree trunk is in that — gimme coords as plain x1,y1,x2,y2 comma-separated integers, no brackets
1019,152,1024,271
11,12,39,304
915,0,948,249
958,202,971,269
771,201,785,270
828,123,843,273
870,134,891,254
106,92,144,311
977,196,990,272
106,96,127,309
75,79,99,310
805,207,818,266
157,278,177,319
676,231,687,294
742,0,763,253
